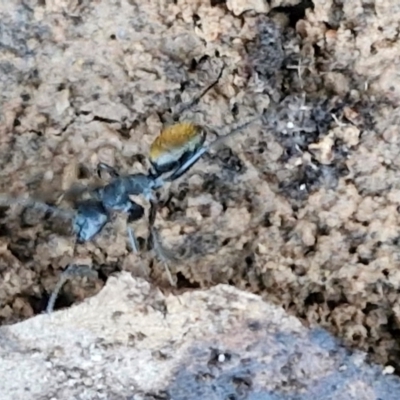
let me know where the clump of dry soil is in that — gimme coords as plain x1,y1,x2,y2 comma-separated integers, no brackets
3,273,400,399
1,0,400,374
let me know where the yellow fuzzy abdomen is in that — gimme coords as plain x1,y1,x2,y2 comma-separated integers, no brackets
149,122,203,164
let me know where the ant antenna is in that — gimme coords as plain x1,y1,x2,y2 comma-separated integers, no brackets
148,200,175,286
127,225,149,278
167,114,262,182
208,114,262,150
171,63,225,120
150,226,175,286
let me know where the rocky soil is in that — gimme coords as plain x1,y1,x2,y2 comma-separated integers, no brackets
2,273,400,399
1,0,400,379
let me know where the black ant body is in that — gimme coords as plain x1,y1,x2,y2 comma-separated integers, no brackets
0,61,261,312
72,163,161,245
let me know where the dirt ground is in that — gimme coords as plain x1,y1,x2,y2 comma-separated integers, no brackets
3,273,400,400
1,0,400,375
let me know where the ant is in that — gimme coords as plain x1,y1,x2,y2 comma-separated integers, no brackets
0,60,261,313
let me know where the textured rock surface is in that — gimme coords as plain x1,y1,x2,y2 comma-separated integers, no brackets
1,272,400,400
1,0,400,378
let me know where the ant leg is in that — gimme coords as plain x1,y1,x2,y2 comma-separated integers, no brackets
149,199,157,227
148,200,175,286
46,264,98,314
127,225,139,253
127,225,149,278
97,162,120,179
146,198,158,252
150,226,175,286
126,201,148,278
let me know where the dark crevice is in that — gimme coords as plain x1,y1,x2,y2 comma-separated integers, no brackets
24,292,50,314
271,0,314,28
210,0,226,7
176,272,200,289
8,238,36,262
92,115,121,124
305,291,325,306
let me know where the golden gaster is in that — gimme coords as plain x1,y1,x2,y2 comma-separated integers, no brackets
149,122,205,173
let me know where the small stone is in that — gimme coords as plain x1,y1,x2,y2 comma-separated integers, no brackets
226,0,269,16
383,365,395,375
